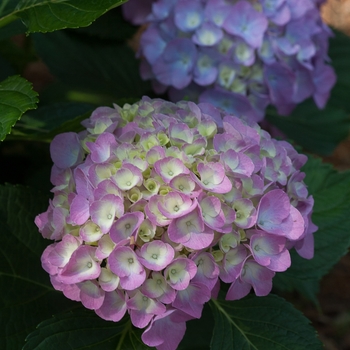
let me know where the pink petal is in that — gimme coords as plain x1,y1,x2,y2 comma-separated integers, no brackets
154,156,190,183
168,207,214,250
90,194,124,234
108,246,146,290
110,211,144,243
138,240,175,271
257,189,291,232
68,194,90,225
78,280,105,310
48,234,81,268
142,309,191,350
95,290,127,322
85,132,117,163
59,245,101,284
172,282,211,318
50,132,84,169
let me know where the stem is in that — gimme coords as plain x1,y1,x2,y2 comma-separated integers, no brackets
115,319,131,350
0,14,18,29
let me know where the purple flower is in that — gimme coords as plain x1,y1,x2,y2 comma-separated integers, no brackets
142,309,191,350
257,189,305,240
59,245,101,284
123,0,335,119
137,240,175,271
164,257,197,290
153,38,197,89
50,132,84,169
127,290,166,328
226,259,276,300
36,97,317,350
248,229,291,272
223,1,268,48
108,246,146,290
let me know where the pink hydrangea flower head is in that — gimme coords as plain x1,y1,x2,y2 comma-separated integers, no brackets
36,97,317,350
123,0,335,120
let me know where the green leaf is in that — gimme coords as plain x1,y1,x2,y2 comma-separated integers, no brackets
210,294,322,350
32,30,151,102
74,6,137,41
0,185,76,349
24,311,150,350
178,303,213,350
328,30,350,112
0,0,128,34
0,75,38,141
11,101,93,141
273,156,350,301
266,100,350,156
0,19,26,40
0,53,16,80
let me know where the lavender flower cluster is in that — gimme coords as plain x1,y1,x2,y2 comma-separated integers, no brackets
123,0,336,121
35,97,317,350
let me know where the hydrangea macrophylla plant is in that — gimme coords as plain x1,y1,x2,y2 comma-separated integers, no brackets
122,0,336,121
35,97,317,350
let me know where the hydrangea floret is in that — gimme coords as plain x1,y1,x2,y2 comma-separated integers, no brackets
36,97,317,350
123,0,336,121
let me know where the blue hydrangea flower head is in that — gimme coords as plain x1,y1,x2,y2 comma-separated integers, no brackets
123,0,336,122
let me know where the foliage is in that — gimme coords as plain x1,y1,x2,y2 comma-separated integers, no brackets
0,1,350,350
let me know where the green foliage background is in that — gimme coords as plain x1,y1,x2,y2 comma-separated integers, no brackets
0,1,350,349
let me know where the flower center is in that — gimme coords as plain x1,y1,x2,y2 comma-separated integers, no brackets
107,214,113,220
128,258,134,264
87,262,93,268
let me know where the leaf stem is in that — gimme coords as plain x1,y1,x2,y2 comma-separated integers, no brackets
0,14,18,29
116,319,131,350
0,272,54,291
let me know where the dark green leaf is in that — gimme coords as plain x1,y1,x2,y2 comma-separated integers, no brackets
11,101,93,140
266,100,350,156
74,6,137,41
210,294,322,350
0,185,75,349
0,0,128,34
0,53,16,80
0,75,38,141
0,19,26,40
328,30,350,112
24,311,151,350
33,30,151,102
178,303,213,350
273,156,350,301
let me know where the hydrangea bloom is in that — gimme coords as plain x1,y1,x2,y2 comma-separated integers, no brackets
123,0,336,121
36,97,317,350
